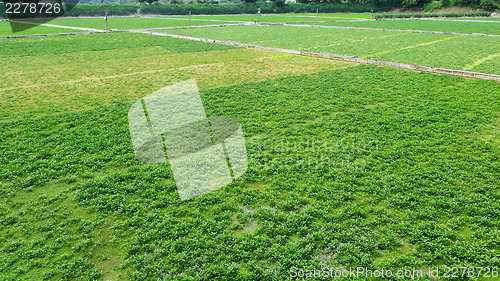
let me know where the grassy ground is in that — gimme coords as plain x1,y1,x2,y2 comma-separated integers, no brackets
165,25,500,74
1,62,499,280
165,13,372,22
1,17,499,281
300,19,500,35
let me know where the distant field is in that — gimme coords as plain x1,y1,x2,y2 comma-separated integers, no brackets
24,17,232,30
21,14,367,32
0,21,85,36
300,19,500,35
166,25,500,74
164,13,371,22
441,17,500,21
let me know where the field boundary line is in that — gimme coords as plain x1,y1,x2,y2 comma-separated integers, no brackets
130,30,500,82
282,23,500,37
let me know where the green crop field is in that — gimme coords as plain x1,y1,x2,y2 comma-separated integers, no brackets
165,13,371,22
1,14,499,281
165,25,500,74
301,19,500,35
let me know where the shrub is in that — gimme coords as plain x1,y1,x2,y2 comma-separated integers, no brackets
423,0,443,11
479,0,498,9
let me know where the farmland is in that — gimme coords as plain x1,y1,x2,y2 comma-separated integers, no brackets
1,13,499,281
165,13,372,22
165,25,500,74
302,19,500,35
22,17,233,31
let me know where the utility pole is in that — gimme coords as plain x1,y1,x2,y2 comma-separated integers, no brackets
316,8,318,23
188,11,191,26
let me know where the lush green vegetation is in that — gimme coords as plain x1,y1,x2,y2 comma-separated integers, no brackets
166,25,500,74
302,19,500,35
1,15,499,281
163,13,372,21
1,62,499,279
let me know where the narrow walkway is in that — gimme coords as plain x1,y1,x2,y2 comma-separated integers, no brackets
129,29,500,82
283,23,500,37
382,18,500,23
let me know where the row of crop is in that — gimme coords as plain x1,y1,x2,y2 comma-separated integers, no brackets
375,11,491,18
0,3,389,18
